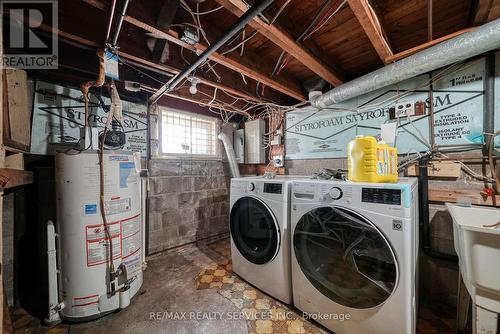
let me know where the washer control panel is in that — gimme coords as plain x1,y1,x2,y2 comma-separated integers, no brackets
293,182,352,204
328,187,343,200
247,182,256,192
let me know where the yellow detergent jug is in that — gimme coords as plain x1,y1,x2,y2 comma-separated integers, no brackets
347,136,398,183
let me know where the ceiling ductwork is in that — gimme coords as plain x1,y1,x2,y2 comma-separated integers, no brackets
310,18,500,109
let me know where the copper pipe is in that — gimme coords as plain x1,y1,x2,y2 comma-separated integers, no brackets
79,50,117,284
80,50,105,127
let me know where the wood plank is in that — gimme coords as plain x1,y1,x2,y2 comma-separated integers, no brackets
82,0,305,100
0,169,33,189
122,16,306,101
429,188,500,207
347,0,393,63
32,22,272,107
5,70,31,147
385,28,474,63
141,84,252,117
473,0,494,25
407,161,462,178
4,154,24,170
215,0,344,86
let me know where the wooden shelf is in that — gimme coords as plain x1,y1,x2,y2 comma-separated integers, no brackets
0,168,33,189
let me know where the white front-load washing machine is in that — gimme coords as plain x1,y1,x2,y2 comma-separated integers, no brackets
230,176,297,304
291,178,419,334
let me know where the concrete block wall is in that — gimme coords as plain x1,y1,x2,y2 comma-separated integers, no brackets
148,159,230,254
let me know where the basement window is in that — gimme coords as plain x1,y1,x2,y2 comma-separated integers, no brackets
159,108,219,158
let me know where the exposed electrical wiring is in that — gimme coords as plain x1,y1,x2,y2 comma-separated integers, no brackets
302,0,347,41
180,47,191,65
179,0,211,46
190,5,224,16
487,130,500,191
220,0,290,58
271,0,346,77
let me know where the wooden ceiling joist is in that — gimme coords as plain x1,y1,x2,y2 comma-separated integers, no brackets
347,0,393,64
473,0,494,25
385,28,474,63
123,16,306,101
33,22,264,112
214,0,344,86
83,0,306,101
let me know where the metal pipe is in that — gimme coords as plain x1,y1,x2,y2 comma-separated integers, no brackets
483,53,495,156
149,0,275,104
218,132,241,178
111,0,131,47
44,220,63,325
105,0,117,43
418,158,458,262
310,18,500,108
428,75,435,149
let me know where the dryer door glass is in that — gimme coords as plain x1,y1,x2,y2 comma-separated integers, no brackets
230,197,279,265
293,206,397,309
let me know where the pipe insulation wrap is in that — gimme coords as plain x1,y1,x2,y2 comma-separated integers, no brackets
218,132,241,178
311,18,500,108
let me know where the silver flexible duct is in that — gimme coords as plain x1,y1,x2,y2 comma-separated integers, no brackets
218,132,241,178
310,18,500,108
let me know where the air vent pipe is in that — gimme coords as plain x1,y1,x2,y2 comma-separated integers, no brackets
218,132,241,178
310,18,500,108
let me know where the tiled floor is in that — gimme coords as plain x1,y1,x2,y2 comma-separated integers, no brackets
10,237,464,334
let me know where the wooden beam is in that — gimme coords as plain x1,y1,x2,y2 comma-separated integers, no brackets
429,187,500,207
5,153,24,170
32,21,270,107
214,0,344,86
385,28,474,63
117,50,262,103
0,168,33,189
82,0,305,100
347,0,393,64
473,0,494,25
123,16,306,101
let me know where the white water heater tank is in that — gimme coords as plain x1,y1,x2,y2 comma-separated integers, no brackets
53,151,143,321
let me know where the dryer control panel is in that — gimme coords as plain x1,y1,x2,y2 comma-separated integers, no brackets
293,182,353,204
362,188,401,205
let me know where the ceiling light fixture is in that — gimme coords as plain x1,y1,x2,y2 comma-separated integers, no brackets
189,77,199,95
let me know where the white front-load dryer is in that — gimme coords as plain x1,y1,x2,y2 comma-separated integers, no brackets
291,178,419,334
230,176,296,304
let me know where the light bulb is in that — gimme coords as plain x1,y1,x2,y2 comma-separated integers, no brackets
189,79,198,94
189,84,197,95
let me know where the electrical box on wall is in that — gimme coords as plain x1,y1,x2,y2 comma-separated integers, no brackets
234,128,245,164
389,101,426,119
245,119,265,164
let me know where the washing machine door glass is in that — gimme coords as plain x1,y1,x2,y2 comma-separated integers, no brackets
293,206,397,309
230,197,280,265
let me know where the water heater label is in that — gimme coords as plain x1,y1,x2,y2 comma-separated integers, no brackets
84,204,97,215
104,198,131,215
72,294,99,313
109,155,130,161
86,222,122,267
121,214,142,262
119,162,138,189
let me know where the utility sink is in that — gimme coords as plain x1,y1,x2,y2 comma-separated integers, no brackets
446,203,500,315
